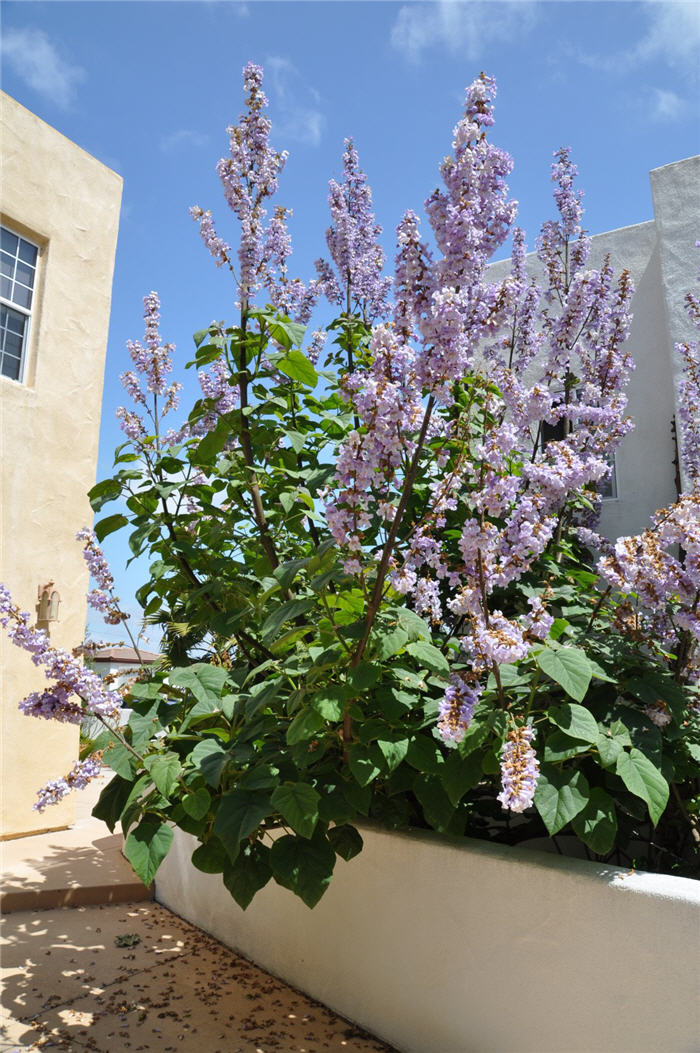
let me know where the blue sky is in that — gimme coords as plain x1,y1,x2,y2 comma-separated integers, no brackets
2,0,699,646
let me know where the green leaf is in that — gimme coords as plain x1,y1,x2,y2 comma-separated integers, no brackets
144,753,181,799
327,824,363,861
373,627,409,660
286,706,325,746
101,739,136,780
286,430,306,454
615,749,669,826
124,818,173,886
548,703,600,744
536,646,593,702
271,782,321,839
262,598,315,642
311,686,349,722
346,661,380,692
193,414,233,464
270,832,336,908
182,786,211,820
376,738,410,772
534,767,590,835
348,746,382,787
544,732,591,763
213,790,273,862
92,774,134,833
406,735,444,774
276,350,318,387
88,477,122,512
189,740,228,788
414,777,455,832
169,664,229,705
223,842,272,909
94,513,129,543
571,788,618,855
596,731,624,770
191,838,227,874
405,640,449,677
440,751,483,806
395,607,432,641
128,704,163,748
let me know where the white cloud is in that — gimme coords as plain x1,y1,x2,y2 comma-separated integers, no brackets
390,0,538,62
266,56,325,147
0,27,85,109
576,1,700,77
160,129,210,153
648,86,687,122
635,1,700,72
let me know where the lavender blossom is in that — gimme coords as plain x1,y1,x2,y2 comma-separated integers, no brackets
117,292,181,444
77,528,126,626
677,278,700,489
316,138,391,321
0,584,121,724
498,724,540,813
437,676,480,744
34,755,103,812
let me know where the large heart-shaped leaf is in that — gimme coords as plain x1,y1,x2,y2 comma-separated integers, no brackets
270,832,336,908
223,842,272,910
548,703,599,744
536,646,593,702
213,790,273,861
271,782,321,839
615,749,669,826
572,787,618,855
534,767,590,836
124,818,173,886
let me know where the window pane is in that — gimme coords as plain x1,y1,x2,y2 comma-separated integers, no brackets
1,228,18,255
2,306,26,337
12,284,32,309
0,252,15,279
15,259,35,288
1,276,12,300
4,331,23,357
17,238,37,266
1,353,21,380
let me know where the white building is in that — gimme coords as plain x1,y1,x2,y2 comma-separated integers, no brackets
489,154,699,541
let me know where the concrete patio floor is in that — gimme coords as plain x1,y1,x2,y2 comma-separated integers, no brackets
1,900,395,1052
0,779,395,1053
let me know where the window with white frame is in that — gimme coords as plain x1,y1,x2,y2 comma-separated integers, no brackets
1,225,39,381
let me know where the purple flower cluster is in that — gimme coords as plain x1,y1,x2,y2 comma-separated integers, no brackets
76,528,126,626
316,138,391,321
598,492,700,678
677,273,700,489
117,292,182,444
34,755,103,812
192,64,319,325
323,73,637,738
437,675,480,744
0,583,121,725
497,724,540,813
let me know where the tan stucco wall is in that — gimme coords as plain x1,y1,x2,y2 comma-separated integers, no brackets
0,92,122,837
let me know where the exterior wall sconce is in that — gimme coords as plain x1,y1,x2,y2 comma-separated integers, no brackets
37,581,61,622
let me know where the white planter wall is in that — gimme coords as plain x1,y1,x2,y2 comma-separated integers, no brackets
156,826,700,1053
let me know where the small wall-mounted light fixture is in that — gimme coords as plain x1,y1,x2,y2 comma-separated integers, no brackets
37,581,61,622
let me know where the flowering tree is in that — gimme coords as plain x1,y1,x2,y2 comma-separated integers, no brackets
2,65,698,903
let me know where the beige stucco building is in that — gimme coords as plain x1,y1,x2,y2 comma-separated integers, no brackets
0,93,122,838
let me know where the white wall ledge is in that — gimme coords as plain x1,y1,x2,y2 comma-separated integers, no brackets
156,824,699,1053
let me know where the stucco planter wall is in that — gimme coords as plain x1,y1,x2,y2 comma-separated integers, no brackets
156,825,700,1053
